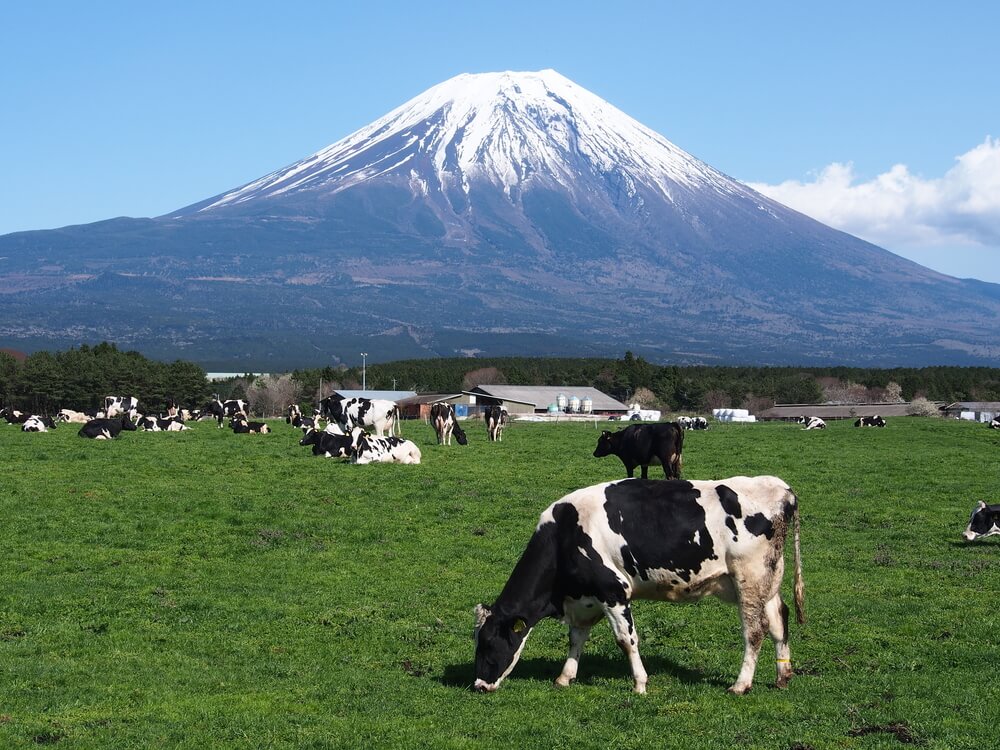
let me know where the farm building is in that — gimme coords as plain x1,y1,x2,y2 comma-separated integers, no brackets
939,401,1000,422
396,393,464,420
759,402,934,421
460,385,627,417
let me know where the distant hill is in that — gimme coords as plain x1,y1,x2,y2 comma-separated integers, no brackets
2,69,999,369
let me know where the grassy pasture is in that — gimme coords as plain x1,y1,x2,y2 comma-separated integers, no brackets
1,416,998,749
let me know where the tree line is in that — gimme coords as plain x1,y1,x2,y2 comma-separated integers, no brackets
0,343,211,414
5,344,1000,416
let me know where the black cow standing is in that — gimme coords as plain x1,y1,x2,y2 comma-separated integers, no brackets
201,398,249,428
593,422,684,479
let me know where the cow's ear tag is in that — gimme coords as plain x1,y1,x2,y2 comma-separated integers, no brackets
512,618,527,633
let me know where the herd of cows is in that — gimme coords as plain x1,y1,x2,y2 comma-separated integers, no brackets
5,394,999,696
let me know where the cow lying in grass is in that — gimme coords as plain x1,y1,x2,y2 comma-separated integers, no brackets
299,426,421,464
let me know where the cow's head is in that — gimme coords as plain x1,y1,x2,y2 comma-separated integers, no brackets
454,423,469,445
472,604,533,693
592,430,617,458
964,501,1000,541
299,428,320,446
120,414,138,431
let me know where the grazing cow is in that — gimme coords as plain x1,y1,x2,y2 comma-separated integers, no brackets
854,415,886,427
56,409,91,424
22,415,56,432
299,427,353,458
431,403,468,446
78,415,138,439
473,476,804,695
1,407,30,425
229,415,270,434
350,427,422,464
485,406,508,442
200,398,249,427
104,396,139,419
593,422,684,480
799,416,826,430
319,396,399,436
963,501,1000,541
989,418,1000,430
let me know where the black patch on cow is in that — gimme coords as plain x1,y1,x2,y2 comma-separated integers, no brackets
745,513,775,539
602,480,716,583
550,503,629,607
725,516,739,539
717,485,742,518
969,504,1000,536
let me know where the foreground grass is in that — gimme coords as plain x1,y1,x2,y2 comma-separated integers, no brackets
1,417,998,748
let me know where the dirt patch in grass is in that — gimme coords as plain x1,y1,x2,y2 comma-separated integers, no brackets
847,722,923,744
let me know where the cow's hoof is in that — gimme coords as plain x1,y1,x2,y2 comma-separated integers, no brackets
727,684,751,695
775,673,792,689
554,676,573,688
632,682,647,695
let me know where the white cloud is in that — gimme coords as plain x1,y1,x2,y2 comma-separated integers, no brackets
747,137,1000,249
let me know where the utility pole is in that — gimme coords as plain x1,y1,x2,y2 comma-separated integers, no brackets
361,352,368,391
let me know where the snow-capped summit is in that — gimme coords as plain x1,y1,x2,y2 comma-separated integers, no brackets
175,69,745,216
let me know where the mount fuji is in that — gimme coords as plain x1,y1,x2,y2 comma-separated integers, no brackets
2,69,999,368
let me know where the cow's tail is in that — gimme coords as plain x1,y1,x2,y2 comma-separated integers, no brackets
675,422,685,477
791,496,805,624
391,405,401,436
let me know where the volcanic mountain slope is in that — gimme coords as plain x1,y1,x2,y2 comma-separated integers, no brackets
2,69,999,368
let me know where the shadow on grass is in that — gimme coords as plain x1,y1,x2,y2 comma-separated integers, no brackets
439,653,727,690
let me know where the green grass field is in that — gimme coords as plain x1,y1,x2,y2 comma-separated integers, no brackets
1,416,998,749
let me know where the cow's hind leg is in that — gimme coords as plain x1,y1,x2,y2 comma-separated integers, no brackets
730,579,770,695
604,604,648,694
765,593,793,688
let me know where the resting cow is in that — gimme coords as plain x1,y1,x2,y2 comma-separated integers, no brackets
854,416,886,427
1,407,30,425
989,418,1000,430
350,428,421,464
78,416,138,439
22,415,57,432
963,501,1000,541
799,416,826,430
473,476,804,695
485,406,508,442
593,422,684,479
431,403,468,446
230,415,270,434
299,427,353,458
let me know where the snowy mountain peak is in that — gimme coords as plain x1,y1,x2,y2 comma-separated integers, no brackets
181,69,745,215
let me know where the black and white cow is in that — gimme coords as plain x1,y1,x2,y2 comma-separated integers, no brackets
989,418,1000,430
286,404,302,424
22,415,57,432
431,403,468,446
1,407,30,425
593,422,684,480
104,395,139,419
963,501,1000,541
485,406,508,442
78,415,138,439
349,427,422,464
799,416,826,430
137,415,189,432
319,396,399,436
56,409,92,424
854,415,886,427
299,427,354,458
676,416,707,430
229,415,270,434
473,476,805,695
290,414,317,432
200,398,249,427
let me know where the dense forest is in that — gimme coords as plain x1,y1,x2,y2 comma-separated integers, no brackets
4,344,1000,416
0,343,211,413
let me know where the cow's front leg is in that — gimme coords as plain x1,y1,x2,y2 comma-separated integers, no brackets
555,625,592,687
605,604,647,693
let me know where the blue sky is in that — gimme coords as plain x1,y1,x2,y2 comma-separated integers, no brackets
3,2,998,280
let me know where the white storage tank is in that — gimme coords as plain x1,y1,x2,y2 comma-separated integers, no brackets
569,395,581,413
557,393,568,411
581,396,593,414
